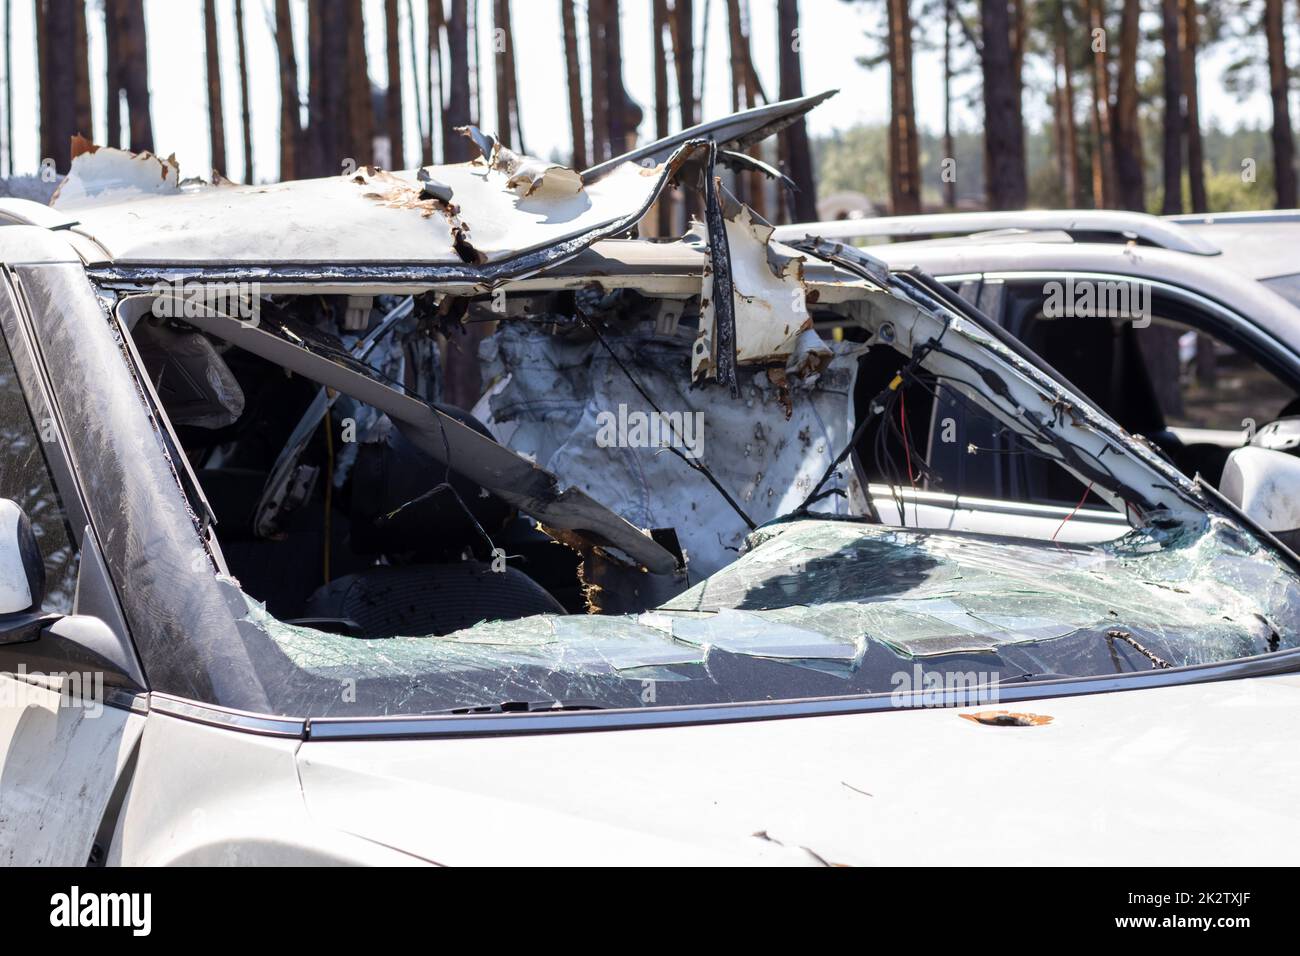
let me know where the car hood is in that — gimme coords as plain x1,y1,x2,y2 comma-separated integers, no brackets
294,669,1300,865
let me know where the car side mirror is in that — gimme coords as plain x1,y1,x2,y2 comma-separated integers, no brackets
0,498,55,644
0,497,44,613
0,498,144,689
1220,446,1300,552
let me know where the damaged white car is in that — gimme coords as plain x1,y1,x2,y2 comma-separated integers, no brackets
2,98,1300,866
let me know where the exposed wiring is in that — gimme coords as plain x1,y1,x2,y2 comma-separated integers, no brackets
1051,480,1094,542
899,388,917,492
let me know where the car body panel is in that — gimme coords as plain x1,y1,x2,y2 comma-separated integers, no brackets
0,678,143,865
1173,219,1300,282
109,712,421,865
290,670,1300,865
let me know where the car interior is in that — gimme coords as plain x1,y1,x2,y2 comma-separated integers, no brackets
127,292,582,639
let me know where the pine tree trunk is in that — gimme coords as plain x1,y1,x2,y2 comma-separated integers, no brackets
4,0,12,173
235,0,253,181
469,0,480,124
427,0,444,164
308,0,349,176
1085,0,1115,208
36,0,49,167
405,0,427,165
670,0,697,219
725,0,746,205
492,0,521,150
112,0,153,152
73,0,91,142
1264,0,1296,207
653,0,671,232
1180,0,1205,212
346,1,373,163
444,0,471,161
504,2,522,151
204,0,227,174
1057,1,1080,207
274,0,300,181
40,1,84,171
587,0,609,162
943,0,956,209
1112,0,1144,210
671,0,695,128
980,0,1027,209
561,0,586,168
604,0,635,159
886,0,921,214
307,0,325,175
1160,0,1184,213
105,0,121,148
778,0,818,221
385,0,404,165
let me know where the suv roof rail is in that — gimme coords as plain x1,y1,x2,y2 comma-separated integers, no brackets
1163,209,1300,226
771,209,1221,256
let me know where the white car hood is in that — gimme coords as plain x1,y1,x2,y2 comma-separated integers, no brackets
295,671,1300,865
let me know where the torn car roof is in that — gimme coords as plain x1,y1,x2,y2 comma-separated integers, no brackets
66,154,676,270
49,93,834,274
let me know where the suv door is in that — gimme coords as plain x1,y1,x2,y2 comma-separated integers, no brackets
0,269,145,866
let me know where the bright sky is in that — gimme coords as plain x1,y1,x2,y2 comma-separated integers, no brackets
1,0,1281,182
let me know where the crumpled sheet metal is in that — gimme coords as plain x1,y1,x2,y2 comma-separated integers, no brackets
693,195,830,382
67,140,692,270
456,125,584,200
51,137,180,210
477,323,870,579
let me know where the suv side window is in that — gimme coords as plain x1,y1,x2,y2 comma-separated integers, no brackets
0,328,79,611
1143,322,1296,432
1004,277,1300,490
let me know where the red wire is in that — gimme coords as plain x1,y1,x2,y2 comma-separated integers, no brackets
899,389,917,491
1052,481,1094,541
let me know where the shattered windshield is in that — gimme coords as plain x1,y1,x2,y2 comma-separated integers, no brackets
238,514,1299,716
